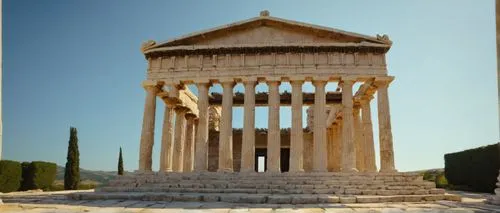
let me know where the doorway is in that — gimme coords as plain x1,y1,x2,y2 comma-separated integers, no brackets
254,148,290,172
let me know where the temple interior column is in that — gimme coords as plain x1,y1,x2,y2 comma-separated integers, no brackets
332,121,342,172
341,78,358,172
327,127,334,172
218,80,234,172
241,80,257,172
138,82,159,172
354,106,365,172
289,80,304,172
173,107,188,172
361,97,377,172
312,80,327,172
194,83,210,171
375,78,397,172
159,100,175,172
267,80,281,172
183,114,196,172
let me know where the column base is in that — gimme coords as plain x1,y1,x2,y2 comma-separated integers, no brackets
217,168,233,173
288,169,305,173
240,169,256,173
340,168,359,173
379,168,398,173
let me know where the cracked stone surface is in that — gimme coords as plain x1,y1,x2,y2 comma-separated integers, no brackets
0,190,499,212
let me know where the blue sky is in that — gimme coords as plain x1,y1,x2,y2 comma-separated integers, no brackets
3,0,498,172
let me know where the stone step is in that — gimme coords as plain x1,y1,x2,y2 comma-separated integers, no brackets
67,191,460,204
98,185,445,196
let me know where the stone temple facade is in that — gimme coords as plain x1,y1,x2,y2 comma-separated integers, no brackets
70,11,456,204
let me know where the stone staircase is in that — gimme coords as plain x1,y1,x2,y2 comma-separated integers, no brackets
67,172,459,204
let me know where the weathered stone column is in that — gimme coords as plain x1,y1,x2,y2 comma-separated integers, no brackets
194,83,210,171
332,122,342,172
183,114,196,172
290,80,304,172
360,97,377,172
353,106,365,172
341,78,358,172
375,77,397,173
218,80,234,172
173,107,188,172
159,100,175,172
138,81,159,172
267,80,281,173
241,79,257,172
313,80,327,172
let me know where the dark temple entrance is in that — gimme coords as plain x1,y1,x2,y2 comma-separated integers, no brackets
254,148,290,172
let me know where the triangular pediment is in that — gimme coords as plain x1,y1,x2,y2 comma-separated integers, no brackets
146,14,390,51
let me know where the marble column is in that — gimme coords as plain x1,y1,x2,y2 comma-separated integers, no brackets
332,122,342,172
353,106,365,172
138,83,159,172
341,79,358,172
289,80,304,172
375,78,397,172
361,97,377,172
194,83,210,171
327,127,334,172
240,80,257,172
218,80,234,172
183,114,196,172
159,100,175,172
173,107,188,172
267,81,281,172
313,80,327,172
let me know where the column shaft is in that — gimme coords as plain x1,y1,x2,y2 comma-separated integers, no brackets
183,115,196,172
194,83,210,171
172,108,187,172
138,85,158,172
377,82,397,172
241,81,256,172
313,80,327,172
341,79,358,172
218,81,234,172
159,102,175,172
267,81,281,172
290,80,304,172
361,98,377,172
354,107,365,172
332,122,342,172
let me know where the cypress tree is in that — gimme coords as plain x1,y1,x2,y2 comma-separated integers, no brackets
64,127,80,190
118,147,124,175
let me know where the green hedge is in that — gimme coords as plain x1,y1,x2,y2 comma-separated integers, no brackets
21,161,57,191
0,160,22,192
444,143,500,193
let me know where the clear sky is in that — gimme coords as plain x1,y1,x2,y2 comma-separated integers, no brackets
3,0,498,172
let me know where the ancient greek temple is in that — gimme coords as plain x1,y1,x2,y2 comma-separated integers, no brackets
75,11,452,204
137,10,395,174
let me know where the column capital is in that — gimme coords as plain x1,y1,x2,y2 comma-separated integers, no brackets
266,80,281,86
340,77,356,86
374,76,395,87
185,113,197,120
175,106,190,114
142,80,162,93
241,77,258,83
290,80,304,86
195,82,212,87
312,80,327,87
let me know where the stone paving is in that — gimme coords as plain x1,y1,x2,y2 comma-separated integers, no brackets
0,190,499,212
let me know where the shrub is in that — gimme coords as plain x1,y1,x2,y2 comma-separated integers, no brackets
0,160,22,193
435,174,448,188
444,143,500,193
21,161,57,190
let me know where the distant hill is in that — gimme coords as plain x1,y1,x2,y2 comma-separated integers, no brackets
56,165,130,185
